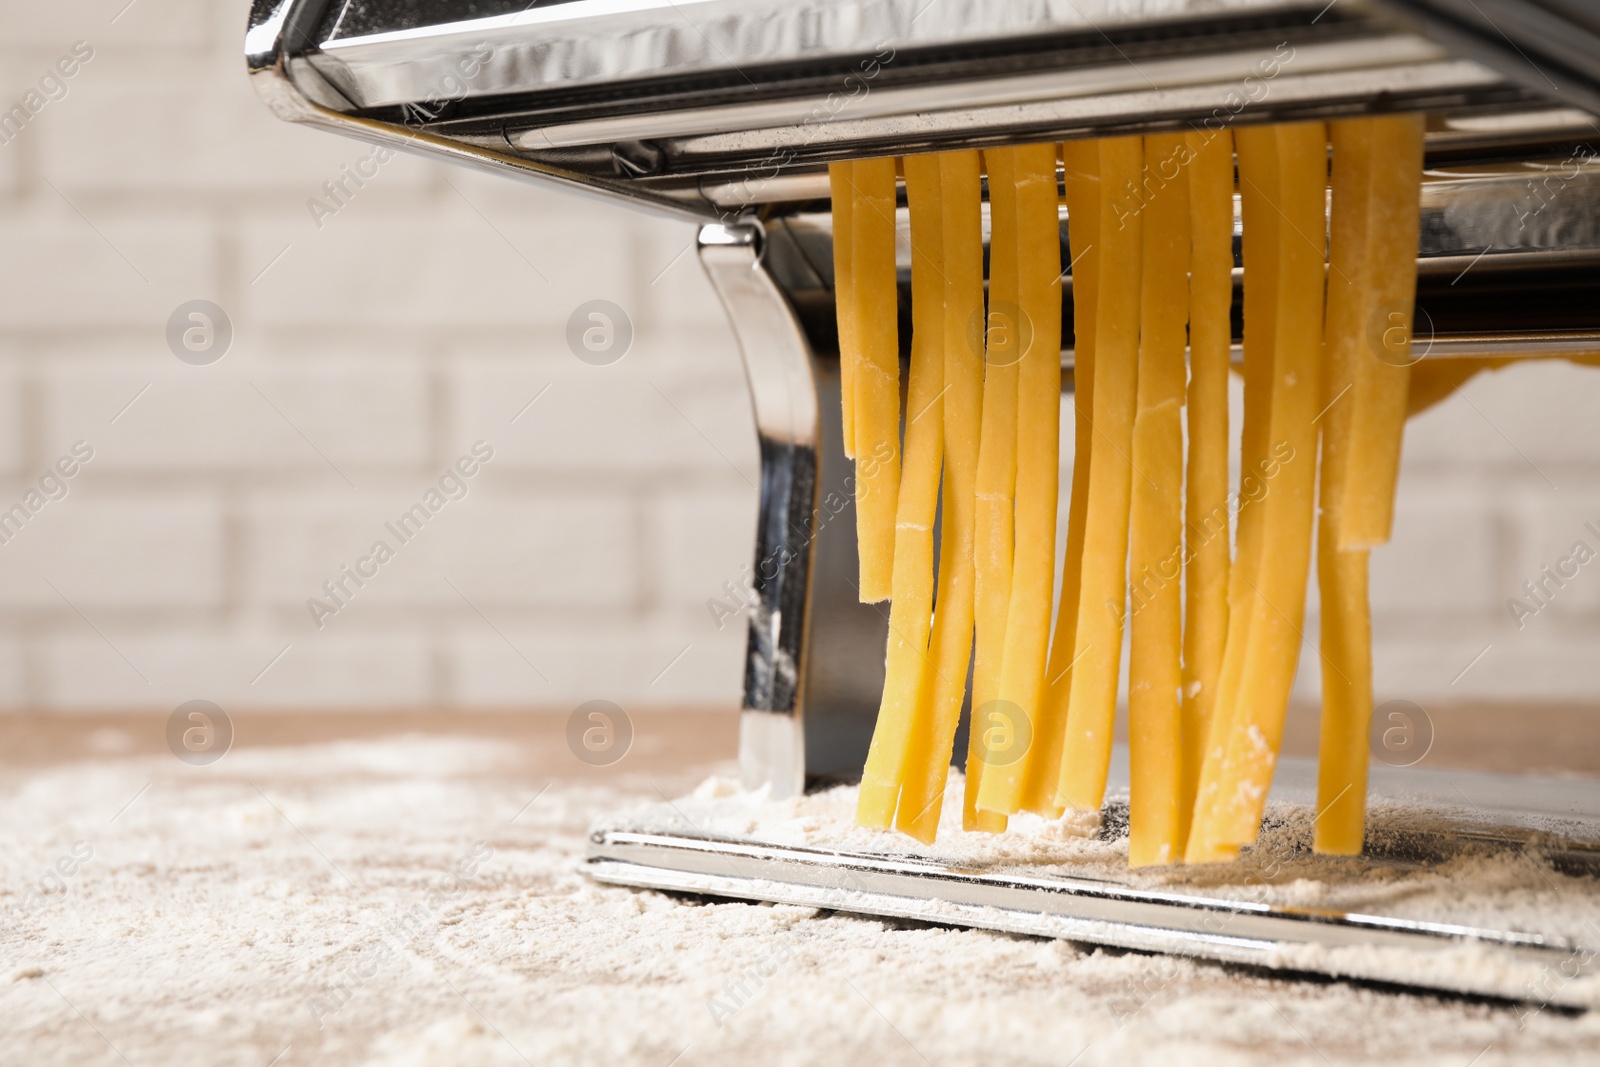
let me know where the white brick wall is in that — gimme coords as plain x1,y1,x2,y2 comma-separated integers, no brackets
0,0,751,712
1,0,1596,719
0,496,224,608
0,367,22,474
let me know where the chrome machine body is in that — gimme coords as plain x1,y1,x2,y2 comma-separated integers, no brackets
249,0,1600,1002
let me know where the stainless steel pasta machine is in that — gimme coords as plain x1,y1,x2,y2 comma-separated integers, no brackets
248,0,1600,1006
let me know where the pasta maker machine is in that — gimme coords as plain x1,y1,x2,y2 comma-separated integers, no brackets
248,0,1600,1006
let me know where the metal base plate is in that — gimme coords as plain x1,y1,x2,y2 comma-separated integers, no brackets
587,754,1600,1007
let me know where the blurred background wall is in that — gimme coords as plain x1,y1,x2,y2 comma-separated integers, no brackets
2,0,1599,716
0,0,759,713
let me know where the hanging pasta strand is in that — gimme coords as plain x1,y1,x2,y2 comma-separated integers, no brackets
1330,115,1427,553
894,150,986,843
1315,115,1425,855
856,155,948,829
966,146,1022,832
1314,121,1375,858
1179,127,1235,849
1023,139,1100,818
1187,123,1281,864
830,161,859,459
1189,122,1328,859
1056,135,1144,814
1315,540,1373,851
851,156,902,604
976,142,1063,817
1126,133,1190,866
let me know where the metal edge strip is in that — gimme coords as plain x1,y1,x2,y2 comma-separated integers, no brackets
585,855,1283,963
586,829,1571,953
584,842,1597,1005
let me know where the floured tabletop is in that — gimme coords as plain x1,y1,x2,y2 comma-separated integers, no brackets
2,710,1598,1066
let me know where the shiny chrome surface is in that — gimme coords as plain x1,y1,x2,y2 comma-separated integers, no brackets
1423,155,1600,260
1427,106,1600,153
700,224,816,800
588,755,1600,1005
311,0,1302,110
245,0,717,222
700,223,890,796
1416,332,1600,358
516,36,1491,154
301,0,1600,126
1384,0,1600,116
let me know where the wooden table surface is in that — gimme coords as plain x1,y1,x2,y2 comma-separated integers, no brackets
0,701,1594,777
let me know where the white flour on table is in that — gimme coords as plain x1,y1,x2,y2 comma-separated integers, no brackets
3,737,1598,1066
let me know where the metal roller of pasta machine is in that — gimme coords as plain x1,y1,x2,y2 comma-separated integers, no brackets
248,0,1600,1005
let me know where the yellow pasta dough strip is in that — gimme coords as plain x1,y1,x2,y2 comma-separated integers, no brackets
1197,121,1328,852
1407,357,1495,417
1187,124,1280,864
896,480,965,841
830,161,859,459
965,146,1022,833
1331,115,1426,551
1312,118,1373,857
856,155,947,828
1055,134,1143,814
1023,139,1100,818
977,142,1063,816
1126,133,1190,866
1179,127,1234,850
1314,538,1372,855
1409,355,1594,419
1314,115,1425,854
851,157,902,603
895,150,986,843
